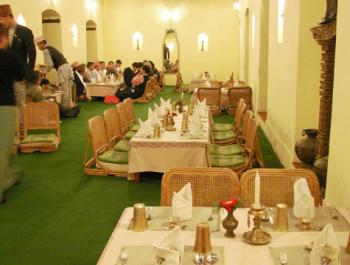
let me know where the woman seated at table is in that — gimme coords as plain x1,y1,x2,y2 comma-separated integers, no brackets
116,65,150,101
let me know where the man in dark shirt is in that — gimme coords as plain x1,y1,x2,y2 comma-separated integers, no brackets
0,24,25,203
0,4,36,134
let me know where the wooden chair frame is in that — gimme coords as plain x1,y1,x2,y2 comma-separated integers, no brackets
161,167,240,207
227,87,252,116
197,87,222,116
103,108,124,145
20,102,61,153
83,115,129,178
240,168,320,207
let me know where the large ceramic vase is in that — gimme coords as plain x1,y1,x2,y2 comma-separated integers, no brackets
222,210,238,238
295,129,318,165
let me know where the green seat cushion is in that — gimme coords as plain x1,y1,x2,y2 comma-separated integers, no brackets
212,131,235,141
209,154,245,167
208,144,243,156
212,123,233,132
21,133,57,144
98,150,128,164
125,130,136,140
113,140,129,152
131,123,140,132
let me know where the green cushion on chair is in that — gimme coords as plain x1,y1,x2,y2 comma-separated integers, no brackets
21,134,57,144
98,150,128,164
209,154,245,167
208,144,243,156
125,130,136,140
211,123,233,132
212,131,235,141
131,123,140,132
113,140,129,152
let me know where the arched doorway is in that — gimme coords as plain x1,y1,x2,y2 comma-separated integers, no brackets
42,9,62,51
86,20,98,61
257,0,269,121
244,9,250,84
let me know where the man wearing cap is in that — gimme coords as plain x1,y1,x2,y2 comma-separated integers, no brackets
35,36,74,109
0,4,36,130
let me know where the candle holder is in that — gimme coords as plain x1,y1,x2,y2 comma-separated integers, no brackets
242,204,271,245
153,124,161,139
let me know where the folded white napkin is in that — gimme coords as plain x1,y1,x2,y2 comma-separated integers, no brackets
310,224,340,265
138,118,152,132
205,80,211,88
153,226,184,265
233,80,240,87
190,114,203,137
293,178,315,219
172,183,192,221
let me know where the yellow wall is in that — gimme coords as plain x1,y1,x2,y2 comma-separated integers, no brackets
240,0,324,167
5,0,105,64
325,0,350,208
102,0,240,83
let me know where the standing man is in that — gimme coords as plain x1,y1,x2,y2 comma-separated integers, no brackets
34,36,74,110
0,4,36,131
0,24,26,203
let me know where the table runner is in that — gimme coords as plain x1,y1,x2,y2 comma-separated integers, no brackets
270,246,350,265
115,246,224,265
128,207,220,232
263,207,350,232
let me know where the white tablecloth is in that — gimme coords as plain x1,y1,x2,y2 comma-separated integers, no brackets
97,207,350,265
86,82,123,98
128,112,210,173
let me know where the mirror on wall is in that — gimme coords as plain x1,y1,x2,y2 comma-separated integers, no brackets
163,29,179,73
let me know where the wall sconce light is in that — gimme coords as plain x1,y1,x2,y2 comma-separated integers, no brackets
16,14,26,26
71,23,78,48
198,33,208,52
132,32,143,51
161,8,180,23
277,0,286,43
233,2,241,11
86,0,97,17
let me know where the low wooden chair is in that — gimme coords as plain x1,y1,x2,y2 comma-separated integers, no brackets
159,71,165,90
209,118,259,176
209,110,253,156
240,168,320,207
227,87,252,116
83,116,129,178
117,102,136,140
161,167,240,207
211,98,245,133
20,102,60,153
175,72,188,92
197,87,222,116
103,108,129,153
133,79,153,103
11,108,20,154
124,98,139,131
211,101,247,145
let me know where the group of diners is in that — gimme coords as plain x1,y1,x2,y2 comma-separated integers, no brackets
116,60,160,101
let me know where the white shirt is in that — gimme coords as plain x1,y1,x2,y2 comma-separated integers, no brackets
8,26,15,47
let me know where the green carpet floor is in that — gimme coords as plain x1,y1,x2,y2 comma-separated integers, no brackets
0,86,282,265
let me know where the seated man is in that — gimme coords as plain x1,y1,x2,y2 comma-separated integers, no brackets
116,65,150,101
26,70,45,102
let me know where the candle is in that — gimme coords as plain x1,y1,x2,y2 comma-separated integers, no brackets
254,170,260,207
181,92,184,100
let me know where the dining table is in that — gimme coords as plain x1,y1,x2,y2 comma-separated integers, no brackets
191,87,229,111
97,206,350,265
86,81,123,98
128,110,210,174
